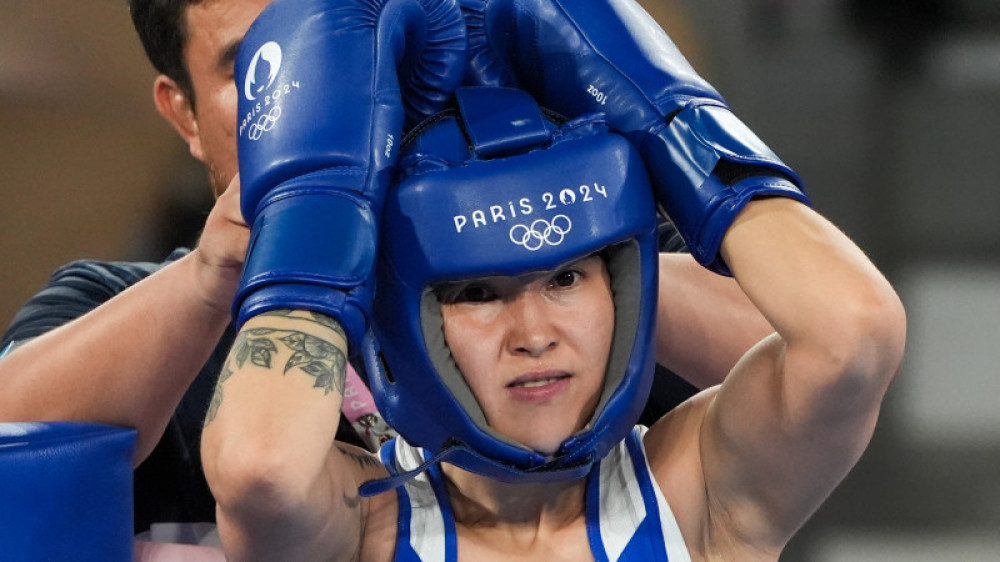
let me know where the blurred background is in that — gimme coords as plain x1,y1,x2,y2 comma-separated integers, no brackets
1,0,998,558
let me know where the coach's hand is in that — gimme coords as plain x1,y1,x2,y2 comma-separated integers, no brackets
190,175,249,316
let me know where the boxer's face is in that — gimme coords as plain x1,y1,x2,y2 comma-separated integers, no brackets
439,255,614,455
155,0,272,196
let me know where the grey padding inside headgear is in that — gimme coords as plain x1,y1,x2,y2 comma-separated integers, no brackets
418,240,642,455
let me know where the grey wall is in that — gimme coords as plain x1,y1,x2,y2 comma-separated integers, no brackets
679,1,1000,558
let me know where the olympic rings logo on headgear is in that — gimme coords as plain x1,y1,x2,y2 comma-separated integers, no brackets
247,106,282,141
509,215,572,251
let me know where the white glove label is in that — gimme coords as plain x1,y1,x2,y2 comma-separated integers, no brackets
587,84,609,106
244,42,283,101
239,40,303,141
384,133,395,159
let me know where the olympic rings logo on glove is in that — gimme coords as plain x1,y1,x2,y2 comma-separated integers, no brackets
509,215,572,251
247,106,283,141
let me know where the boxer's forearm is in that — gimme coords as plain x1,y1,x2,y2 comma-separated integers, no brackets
201,309,354,559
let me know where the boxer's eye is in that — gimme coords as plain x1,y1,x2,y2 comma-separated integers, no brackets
550,269,582,289
438,282,497,304
456,284,495,303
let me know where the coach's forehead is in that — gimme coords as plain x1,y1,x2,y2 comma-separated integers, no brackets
183,0,271,59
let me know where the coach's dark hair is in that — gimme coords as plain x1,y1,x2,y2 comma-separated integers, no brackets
128,0,205,107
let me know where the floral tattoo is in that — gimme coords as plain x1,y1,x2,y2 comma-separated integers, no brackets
205,313,347,425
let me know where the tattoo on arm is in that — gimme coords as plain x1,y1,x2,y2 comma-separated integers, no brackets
333,444,384,510
205,361,234,425
258,309,295,318
337,444,383,471
308,311,348,340
260,309,347,340
204,316,347,426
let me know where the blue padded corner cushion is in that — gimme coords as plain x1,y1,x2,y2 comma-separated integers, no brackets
0,421,136,561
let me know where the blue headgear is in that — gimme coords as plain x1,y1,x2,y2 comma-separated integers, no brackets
359,87,658,494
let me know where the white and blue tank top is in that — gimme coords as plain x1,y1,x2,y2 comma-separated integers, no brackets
379,426,691,562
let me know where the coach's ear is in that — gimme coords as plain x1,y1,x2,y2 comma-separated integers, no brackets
153,74,205,162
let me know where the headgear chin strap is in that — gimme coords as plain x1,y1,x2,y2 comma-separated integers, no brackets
360,87,659,494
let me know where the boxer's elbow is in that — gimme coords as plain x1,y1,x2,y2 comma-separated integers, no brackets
809,279,906,400
204,434,313,525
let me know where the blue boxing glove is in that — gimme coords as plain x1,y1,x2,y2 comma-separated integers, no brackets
462,0,808,274
234,0,466,349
